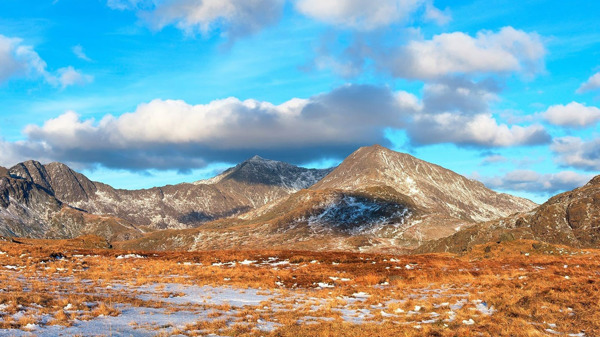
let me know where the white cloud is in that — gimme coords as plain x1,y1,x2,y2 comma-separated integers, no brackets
0,34,92,88
0,34,48,83
108,0,284,39
480,154,508,165
543,102,600,128
552,137,600,171
406,77,550,147
72,45,92,61
379,27,545,79
423,1,451,25
577,71,600,93
422,77,501,114
296,0,443,30
408,113,550,147
54,67,94,89
2,81,551,170
483,169,593,194
12,84,417,170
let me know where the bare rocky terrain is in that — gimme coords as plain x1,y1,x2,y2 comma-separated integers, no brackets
418,175,600,253
115,145,538,253
4,144,599,254
2,157,330,240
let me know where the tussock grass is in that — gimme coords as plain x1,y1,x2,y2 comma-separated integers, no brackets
0,238,597,335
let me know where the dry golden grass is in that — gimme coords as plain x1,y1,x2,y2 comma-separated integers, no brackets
0,237,597,336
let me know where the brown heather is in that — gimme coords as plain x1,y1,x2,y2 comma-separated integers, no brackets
0,236,597,336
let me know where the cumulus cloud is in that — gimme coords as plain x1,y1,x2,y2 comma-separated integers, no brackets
51,67,94,89
408,113,550,147
422,77,501,115
108,0,284,39
543,102,600,128
406,77,550,147
295,0,447,30
310,26,545,81
378,27,545,79
1,82,551,170
552,137,600,171
72,45,92,61
483,170,593,194
423,1,451,25
0,34,48,83
6,84,417,170
577,72,600,93
0,34,92,88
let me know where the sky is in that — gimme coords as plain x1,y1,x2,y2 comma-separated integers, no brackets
0,0,599,203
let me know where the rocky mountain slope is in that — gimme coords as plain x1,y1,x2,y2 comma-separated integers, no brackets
311,145,536,223
2,157,332,239
418,175,600,253
0,165,141,241
117,145,537,252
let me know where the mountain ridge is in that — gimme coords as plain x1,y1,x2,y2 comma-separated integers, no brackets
114,145,539,253
417,173,600,253
3,155,333,235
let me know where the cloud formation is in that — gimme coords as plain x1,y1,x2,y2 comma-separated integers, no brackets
108,0,284,39
295,0,448,30
406,77,550,147
72,45,92,61
4,84,415,169
0,34,47,83
408,113,550,147
0,34,92,88
543,102,600,128
577,71,600,93
379,27,545,79
0,82,547,170
310,26,545,81
552,137,600,171
483,170,593,195
0,79,548,170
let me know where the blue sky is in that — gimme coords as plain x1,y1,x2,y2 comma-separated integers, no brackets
1,0,599,203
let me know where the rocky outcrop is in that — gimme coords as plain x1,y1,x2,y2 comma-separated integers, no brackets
0,170,144,241
419,175,600,253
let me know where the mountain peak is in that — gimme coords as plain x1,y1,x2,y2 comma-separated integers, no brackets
9,160,54,192
351,144,413,162
586,175,600,187
195,155,332,190
249,155,266,161
358,144,387,152
312,144,536,223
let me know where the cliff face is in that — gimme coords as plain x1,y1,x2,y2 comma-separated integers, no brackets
0,172,62,237
0,169,143,242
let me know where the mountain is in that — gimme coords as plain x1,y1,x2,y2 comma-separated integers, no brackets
0,164,141,241
2,157,332,239
116,145,537,253
311,145,536,222
418,175,600,253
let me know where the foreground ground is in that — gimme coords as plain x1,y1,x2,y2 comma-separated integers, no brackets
0,236,597,336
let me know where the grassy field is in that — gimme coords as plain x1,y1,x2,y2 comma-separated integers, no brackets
0,236,597,336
